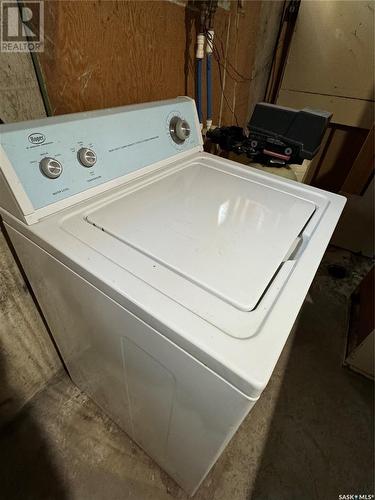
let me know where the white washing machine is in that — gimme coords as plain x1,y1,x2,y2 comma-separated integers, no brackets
0,97,345,495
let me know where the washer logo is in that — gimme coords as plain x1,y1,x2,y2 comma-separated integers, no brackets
28,132,46,145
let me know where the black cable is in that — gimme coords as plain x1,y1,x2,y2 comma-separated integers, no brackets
204,28,252,84
217,53,239,126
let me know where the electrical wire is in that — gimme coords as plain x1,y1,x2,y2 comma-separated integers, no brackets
204,28,252,84
201,0,255,126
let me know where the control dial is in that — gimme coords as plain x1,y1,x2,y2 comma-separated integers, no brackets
77,147,97,167
39,157,63,179
169,116,191,144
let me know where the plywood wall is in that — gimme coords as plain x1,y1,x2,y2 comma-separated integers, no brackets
274,0,374,195
277,0,374,129
33,0,268,126
310,125,370,192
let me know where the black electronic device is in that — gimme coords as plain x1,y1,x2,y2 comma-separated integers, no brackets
207,103,332,166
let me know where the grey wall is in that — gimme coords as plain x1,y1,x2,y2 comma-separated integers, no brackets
0,51,46,122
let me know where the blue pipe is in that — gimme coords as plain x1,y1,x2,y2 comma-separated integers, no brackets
196,58,203,124
206,53,212,124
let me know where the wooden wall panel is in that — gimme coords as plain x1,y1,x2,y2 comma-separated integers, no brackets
311,125,369,192
281,0,374,101
332,177,374,257
35,0,264,126
247,0,285,118
342,125,375,195
277,0,374,128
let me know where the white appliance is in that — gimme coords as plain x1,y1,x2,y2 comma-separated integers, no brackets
0,98,345,495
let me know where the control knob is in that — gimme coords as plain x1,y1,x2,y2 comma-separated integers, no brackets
77,147,97,167
39,157,63,179
169,116,191,144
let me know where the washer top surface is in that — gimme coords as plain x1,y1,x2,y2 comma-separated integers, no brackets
86,162,315,312
2,151,346,397
0,95,346,399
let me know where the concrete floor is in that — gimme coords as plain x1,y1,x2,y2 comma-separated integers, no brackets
0,247,374,500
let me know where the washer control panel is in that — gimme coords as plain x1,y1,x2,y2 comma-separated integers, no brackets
0,97,201,213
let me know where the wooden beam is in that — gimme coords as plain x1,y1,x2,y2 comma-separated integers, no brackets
341,125,375,195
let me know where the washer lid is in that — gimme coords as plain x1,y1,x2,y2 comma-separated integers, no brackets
86,163,315,311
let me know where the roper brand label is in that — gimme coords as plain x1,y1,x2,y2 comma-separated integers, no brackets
28,132,46,145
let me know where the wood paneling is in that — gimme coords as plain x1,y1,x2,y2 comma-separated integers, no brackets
34,0,264,126
278,90,374,129
332,177,374,257
247,0,285,117
311,125,369,192
277,0,374,128
342,125,374,195
281,0,374,101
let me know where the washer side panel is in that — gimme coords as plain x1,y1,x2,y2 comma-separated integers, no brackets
5,223,254,494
